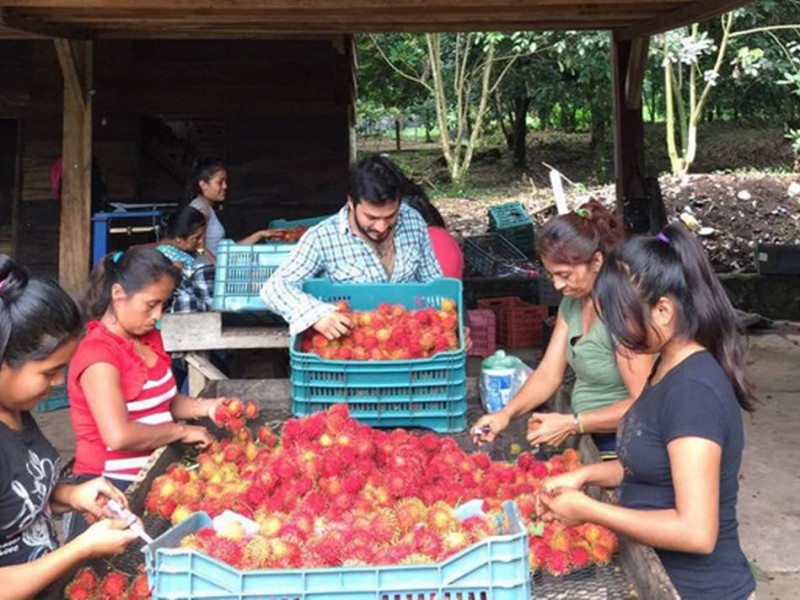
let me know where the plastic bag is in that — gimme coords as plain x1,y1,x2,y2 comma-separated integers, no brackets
479,350,533,413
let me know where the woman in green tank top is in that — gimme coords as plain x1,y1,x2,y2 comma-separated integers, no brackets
473,201,653,458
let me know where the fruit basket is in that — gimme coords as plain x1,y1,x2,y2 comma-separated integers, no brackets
464,234,538,278
478,297,548,348
290,278,468,432
268,214,333,229
142,501,530,600
212,239,292,315
488,202,535,253
467,308,496,358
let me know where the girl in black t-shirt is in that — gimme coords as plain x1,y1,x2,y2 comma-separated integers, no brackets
0,255,139,599
539,224,756,600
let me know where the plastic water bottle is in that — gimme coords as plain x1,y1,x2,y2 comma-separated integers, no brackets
480,350,518,413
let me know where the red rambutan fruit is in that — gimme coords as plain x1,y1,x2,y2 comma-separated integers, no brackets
99,571,128,599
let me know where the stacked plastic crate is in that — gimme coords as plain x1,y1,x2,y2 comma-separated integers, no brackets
290,279,468,433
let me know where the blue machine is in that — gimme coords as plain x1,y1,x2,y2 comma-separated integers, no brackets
91,205,176,265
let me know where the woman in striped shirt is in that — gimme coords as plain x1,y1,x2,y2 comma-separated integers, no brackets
66,247,225,539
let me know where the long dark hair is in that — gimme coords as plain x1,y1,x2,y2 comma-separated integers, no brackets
185,156,226,204
0,255,82,369
82,247,180,321
537,200,624,264
594,223,754,411
165,206,205,239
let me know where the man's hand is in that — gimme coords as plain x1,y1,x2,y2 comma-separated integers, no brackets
313,311,353,340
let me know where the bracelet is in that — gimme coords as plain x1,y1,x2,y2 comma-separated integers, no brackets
574,413,585,435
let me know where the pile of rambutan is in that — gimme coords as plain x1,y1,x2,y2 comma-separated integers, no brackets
211,398,260,436
179,502,498,570
64,566,150,600
300,299,460,360
140,403,617,577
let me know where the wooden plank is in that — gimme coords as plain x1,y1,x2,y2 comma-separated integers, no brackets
53,38,85,108
0,0,693,9
9,119,23,257
1,8,92,39
57,39,92,293
611,32,647,214
185,351,227,397
15,6,675,22
625,36,648,109
617,0,753,39
160,312,291,352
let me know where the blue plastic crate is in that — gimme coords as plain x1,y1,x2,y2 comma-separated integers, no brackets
143,502,530,600
34,384,69,413
212,239,292,314
488,202,534,253
290,279,468,432
268,214,333,229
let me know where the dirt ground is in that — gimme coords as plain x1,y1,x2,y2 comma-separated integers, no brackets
364,124,800,273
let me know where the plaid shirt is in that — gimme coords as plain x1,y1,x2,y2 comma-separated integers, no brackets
168,264,215,313
261,203,443,334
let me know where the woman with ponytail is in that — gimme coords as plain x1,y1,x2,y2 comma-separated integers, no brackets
539,223,756,599
186,157,284,258
473,200,654,458
0,256,139,598
66,247,233,539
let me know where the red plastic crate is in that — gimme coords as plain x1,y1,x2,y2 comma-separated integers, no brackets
477,297,548,348
467,309,496,357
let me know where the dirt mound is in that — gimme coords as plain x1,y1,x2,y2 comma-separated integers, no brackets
434,174,800,273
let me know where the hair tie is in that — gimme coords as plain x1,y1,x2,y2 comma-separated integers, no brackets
575,207,590,220
656,232,671,245
112,251,124,263
0,278,6,292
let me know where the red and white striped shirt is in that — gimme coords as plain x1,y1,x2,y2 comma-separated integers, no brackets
102,361,176,481
69,321,177,482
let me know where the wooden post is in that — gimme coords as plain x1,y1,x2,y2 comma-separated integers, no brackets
611,33,649,231
55,39,93,293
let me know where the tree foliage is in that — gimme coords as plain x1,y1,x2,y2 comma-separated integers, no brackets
356,0,800,182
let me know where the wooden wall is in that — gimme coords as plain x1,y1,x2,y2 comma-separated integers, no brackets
0,38,354,276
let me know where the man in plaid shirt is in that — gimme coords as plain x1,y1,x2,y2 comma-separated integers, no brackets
261,156,443,338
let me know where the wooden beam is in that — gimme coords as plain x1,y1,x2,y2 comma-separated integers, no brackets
1,0,690,9
0,7,91,39
611,31,648,222
54,39,86,108
57,39,92,294
617,0,753,39
625,36,648,109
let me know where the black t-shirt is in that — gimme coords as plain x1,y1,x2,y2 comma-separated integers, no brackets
0,412,61,566
617,351,755,600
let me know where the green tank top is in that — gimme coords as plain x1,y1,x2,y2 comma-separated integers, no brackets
559,296,629,414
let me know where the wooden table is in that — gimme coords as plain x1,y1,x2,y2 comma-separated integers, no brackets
160,312,291,395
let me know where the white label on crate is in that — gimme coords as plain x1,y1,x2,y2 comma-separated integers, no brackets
758,252,768,262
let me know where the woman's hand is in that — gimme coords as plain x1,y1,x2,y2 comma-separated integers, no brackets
527,412,577,447
78,518,141,559
66,478,129,521
180,424,214,449
538,487,592,527
542,469,588,495
471,410,511,445
258,228,286,241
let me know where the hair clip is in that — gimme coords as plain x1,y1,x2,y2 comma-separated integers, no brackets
112,251,124,263
574,207,589,219
656,232,671,245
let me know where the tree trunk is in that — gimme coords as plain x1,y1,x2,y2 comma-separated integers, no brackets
493,90,513,150
394,119,401,151
538,106,551,130
512,95,530,168
424,108,432,143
